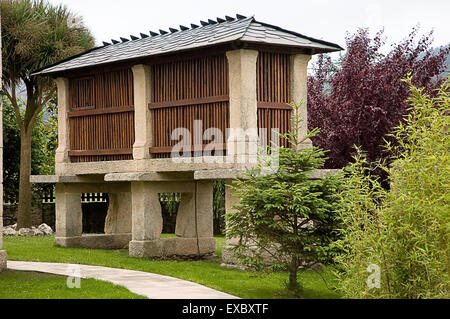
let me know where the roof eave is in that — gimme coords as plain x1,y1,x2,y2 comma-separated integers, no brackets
31,45,106,77
240,40,342,55
253,19,343,52
33,41,239,78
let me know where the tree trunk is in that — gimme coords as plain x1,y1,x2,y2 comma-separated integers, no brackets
16,128,33,229
288,267,298,291
287,258,300,293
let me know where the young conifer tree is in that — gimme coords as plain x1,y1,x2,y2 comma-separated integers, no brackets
226,102,343,294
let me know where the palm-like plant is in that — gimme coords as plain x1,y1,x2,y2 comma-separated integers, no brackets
1,0,94,228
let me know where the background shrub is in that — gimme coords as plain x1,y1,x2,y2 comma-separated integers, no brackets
335,77,449,298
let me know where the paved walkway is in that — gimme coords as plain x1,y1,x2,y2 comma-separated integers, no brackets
7,261,238,299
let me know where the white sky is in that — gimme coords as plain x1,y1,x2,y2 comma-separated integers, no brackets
49,0,449,58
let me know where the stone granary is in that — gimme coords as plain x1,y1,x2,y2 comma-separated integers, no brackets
31,15,342,260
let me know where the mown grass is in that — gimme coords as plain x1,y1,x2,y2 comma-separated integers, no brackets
2,235,340,299
0,270,146,299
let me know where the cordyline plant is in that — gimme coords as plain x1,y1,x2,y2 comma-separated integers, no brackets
225,102,343,294
1,0,94,228
308,27,449,169
335,76,450,299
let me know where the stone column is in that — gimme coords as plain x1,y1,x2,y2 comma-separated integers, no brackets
226,49,259,165
194,181,214,238
174,181,215,256
176,182,214,238
55,77,70,163
290,54,313,149
129,182,163,257
175,192,196,238
104,192,132,234
54,183,82,247
131,64,152,159
221,179,241,265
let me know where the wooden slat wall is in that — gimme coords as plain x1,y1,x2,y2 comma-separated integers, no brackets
257,51,291,148
150,54,229,158
66,52,291,162
70,77,94,109
69,68,135,162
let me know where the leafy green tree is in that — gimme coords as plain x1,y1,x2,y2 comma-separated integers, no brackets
336,76,449,298
226,102,343,294
2,96,20,202
1,0,94,228
2,96,57,202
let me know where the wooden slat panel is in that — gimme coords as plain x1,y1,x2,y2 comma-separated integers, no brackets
69,67,135,162
257,51,290,104
69,77,94,110
257,52,291,149
150,54,229,158
257,108,291,148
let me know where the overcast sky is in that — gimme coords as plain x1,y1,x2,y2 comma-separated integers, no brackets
49,0,449,57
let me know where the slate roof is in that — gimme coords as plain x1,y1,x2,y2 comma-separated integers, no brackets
33,14,343,76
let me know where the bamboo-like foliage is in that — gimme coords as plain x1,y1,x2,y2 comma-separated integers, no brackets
335,76,450,298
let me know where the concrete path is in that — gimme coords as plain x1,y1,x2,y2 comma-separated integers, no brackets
7,260,238,299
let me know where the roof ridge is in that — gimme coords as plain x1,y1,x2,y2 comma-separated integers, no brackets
237,15,256,42
105,14,250,46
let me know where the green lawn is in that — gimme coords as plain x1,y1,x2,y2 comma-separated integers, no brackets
2,235,340,299
0,270,146,299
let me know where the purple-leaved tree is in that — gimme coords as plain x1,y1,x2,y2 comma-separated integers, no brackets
308,27,449,169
